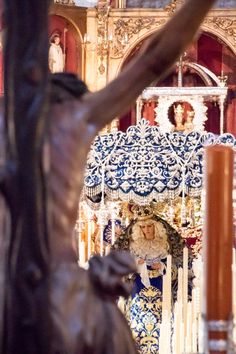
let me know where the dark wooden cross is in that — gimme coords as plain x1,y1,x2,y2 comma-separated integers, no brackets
3,1,51,353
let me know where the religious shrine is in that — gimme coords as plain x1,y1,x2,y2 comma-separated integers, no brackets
48,1,236,353
0,0,236,353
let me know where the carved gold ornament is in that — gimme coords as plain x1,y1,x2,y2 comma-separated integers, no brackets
205,16,236,44
111,17,166,58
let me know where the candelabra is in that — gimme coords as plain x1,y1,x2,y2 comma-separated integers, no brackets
84,0,129,75
218,71,228,87
83,1,111,75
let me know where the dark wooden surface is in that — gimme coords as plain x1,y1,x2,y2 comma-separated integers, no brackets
3,1,51,353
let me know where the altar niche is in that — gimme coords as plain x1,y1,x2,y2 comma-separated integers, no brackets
169,101,195,133
135,60,228,134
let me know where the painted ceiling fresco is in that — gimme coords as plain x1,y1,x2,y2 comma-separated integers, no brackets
125,0,235,8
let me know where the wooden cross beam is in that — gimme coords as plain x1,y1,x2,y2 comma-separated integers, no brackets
3,1,51,353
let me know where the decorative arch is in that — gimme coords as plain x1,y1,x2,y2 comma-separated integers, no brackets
115,26,165,75
116,24,236,76
49,14,83,76
116,22,236,135
49,7,84,43
201,22,236,56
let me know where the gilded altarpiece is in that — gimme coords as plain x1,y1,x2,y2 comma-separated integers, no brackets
48,2,236,353
49,3,236,94
83,6,236,85
71,3,236,134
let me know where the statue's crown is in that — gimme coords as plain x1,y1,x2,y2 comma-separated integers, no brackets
131,205,153,220
174,103,184,115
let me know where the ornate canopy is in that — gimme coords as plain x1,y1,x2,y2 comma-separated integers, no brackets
84,119,236,206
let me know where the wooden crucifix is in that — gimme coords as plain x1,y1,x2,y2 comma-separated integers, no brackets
1,0,217,353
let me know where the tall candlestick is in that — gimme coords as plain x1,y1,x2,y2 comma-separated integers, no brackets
181,166,186,225
111,219,115,244
198,313,204,353
105,244,110,255
159,310,170,353
203,146,234,353
109,202,118,245
100,226,104,256
192,288,197,321
87,217,92,260
177,267,183,304
180,321,184,353
162,273,167,314
192,320,197,353
101,166,105,204
186,301,192,353
98,202,107,257
166,254,172,316
79,240,86,267
183,247,188,336
173,302,181,354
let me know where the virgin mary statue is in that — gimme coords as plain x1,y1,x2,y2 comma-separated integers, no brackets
113,206,191,354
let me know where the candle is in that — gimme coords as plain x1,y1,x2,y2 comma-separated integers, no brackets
181,167,186,225
172,301,183,354
198,313,204,354
177,267,183,304
162,273,167,314
183,247,188,336
180,321,184,353
159,312,166,353
105,244,110,255
172,303,178,354
192,288,197,321
160,310,171,353
192,320,197,353
191,287,200,352
87,218,92,260
185,301,192,352
100,226,104,256
111,218,116,245
101,166,105,204
79,240,86,267
204,146,234,353
166,254,172,316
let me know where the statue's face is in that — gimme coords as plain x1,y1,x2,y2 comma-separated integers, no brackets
140,222,155,240
54,36,60,45
174,113,183,124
